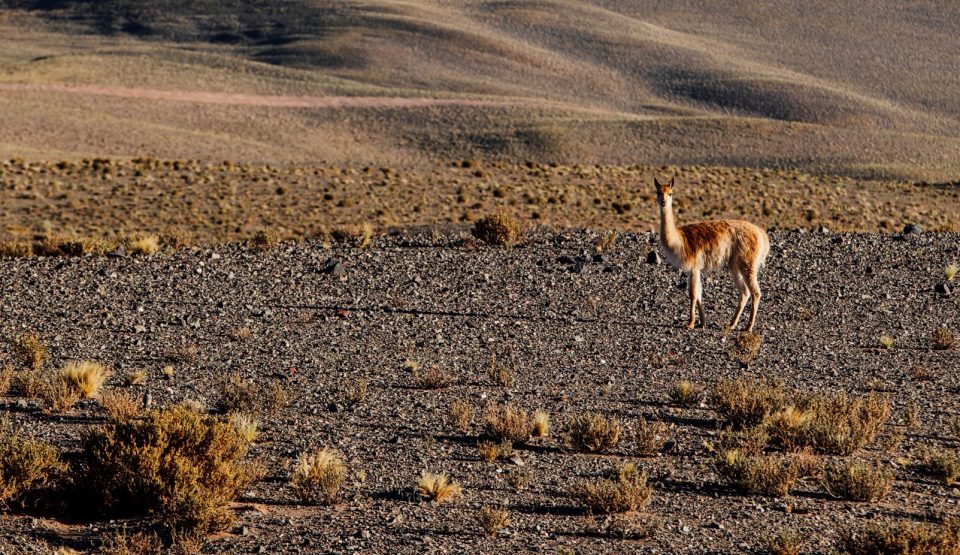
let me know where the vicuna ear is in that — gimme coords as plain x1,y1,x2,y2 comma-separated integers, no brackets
669,177,675,187
654,177,662,189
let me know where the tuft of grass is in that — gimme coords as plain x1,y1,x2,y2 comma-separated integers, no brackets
571,463,653,514
478,506,510,536
0,366,11,396
291,448,347,505
566,412,622,454
226,327,252,341
633,417,670,455
484,404,533,444
507,469,531,492
249,229,280,251
417,472,461,503
477,440,513,463
99,390,139,422
822,459,894,501
879,335,894,349
61,361,110,399
668,380,703,407
100,529,163,555
767,392,890,455
76,405,263,534
331,223,374,248
485,353,516,388
931,327,956,350
838,518,960,555
715,449,799,497
125,234,160,255
594,230,618,253
124,370,147,386
729,331,763,367
946,263,958,281
215,375,287,416
11,332,47,372
449,399,473,434
342,378,368,407
0,241,33,258
229,413,259,444
41,377,81,413
0,422,63,506
914,449,960,485
532,410,551,438
34,235,117,257
710,379,787,429
764,529,802,555
414,366,453,389
472,211,519,246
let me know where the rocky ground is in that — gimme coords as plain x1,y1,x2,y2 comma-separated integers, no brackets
0,227,958,554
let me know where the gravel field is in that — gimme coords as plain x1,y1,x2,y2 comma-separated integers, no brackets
0,227,958,554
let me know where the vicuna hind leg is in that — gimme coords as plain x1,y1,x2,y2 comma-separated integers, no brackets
745,271,762,332
686,269,702,330
727,270,750,333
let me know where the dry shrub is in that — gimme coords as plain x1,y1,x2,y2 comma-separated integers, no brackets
125,234,160,255
61,361,110,398
101,529,163,555
571,463,653,514
566,412,622,454
710,379,787,429
164,344,198,364
226,327,252,341
449,399,473,433
823,459,894,501
931,327,956,350
249,229,280,251
0,422,63,506
12,369,46,400
594,230,618,253
479,506,510,536
838,518,960,555
715,449,799,497
507,469,530,492
0,366,11,396
764,529,802,555
291,448,346,505
229,413,259,444
0,241,33,258
34,235,117,257
41,377,81,413
11,332,47,372
215,375,287,416
99,390,139,422
417,472,461,503
668,380,703,407
414,366,453,389
633,418,670,455
532,410,550,438
76,404,263,534
342,378,368,407
485,353,515,388
767,392,890,455
125,370,147,386
484,404,533,444
472,211,519,246
729,332,763,367
914,450,960,485
331,223,374,248
477,440,513,463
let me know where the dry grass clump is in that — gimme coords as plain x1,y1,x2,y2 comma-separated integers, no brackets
226,327,252,341
0,241,33,258
714,449,799,497
710,379,787,429
946,263,959,282
930,327,956,350
417,472,461,503
566,412,622,453
331,223,374,248
229,413,259,444
11,332,47,372
668,380,703,407
823,459,894,501
508,469,531,492
767,392,890,455
249,229,280,251
477,440,513,462
100,529,163,555
532,410,550,438
449,399,473,433
472,211,519,246
99,390,140,422
485,353,516,388
879,335,895,349
40,377,81,413
838,518,960,555
76,404,263,534
124,234,160,255
484,404,533,444
342,378,368,407
291,448,347,505
633,418,670,455
0,422,63,506
414,366,453,389
124,370,147,386
61,361,110,399
34,235,117,257
764,529,802,555
215,375,287,416
914,449,960,485
0,366,11,396
478,506,510,536
729,331,763,367
571,463,653,514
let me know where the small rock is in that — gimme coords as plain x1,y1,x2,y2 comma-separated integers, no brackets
817,225,830,233
592,253,608,263
321,258,345,275
557,255,575,264
903,223,922,234
646,251,661,265
210,252,221,260
935,282,952,296
361,530,371,540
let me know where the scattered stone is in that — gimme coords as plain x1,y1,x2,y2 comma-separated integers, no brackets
903,223,922,234
936,282,952,296
646,251,661,265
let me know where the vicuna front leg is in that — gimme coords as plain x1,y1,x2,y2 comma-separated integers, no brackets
687,269,704,329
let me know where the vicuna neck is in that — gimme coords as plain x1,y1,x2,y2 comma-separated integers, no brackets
659,200,683,252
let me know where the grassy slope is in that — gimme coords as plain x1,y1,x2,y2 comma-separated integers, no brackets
0,2,959,178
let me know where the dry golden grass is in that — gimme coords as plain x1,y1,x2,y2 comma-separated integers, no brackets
229,413,260,444
99,390,139,422
124,369,147,386
0,366,11,397
485,353,516,388
249,229,281,252
508,469,531,492
767,392,890,455
11,332,47,372
931,327,956,350
477,439,513,463
227,327,253,341
715,449,799,497
566,412,622,454
668,380,703,407
331,223,374,248
215,375,288,416
478,506,510,536
291,448,347,505
838,518,960,554
0,241,33,258
472,211,519,246
417,472,461,503
710,379,787,429
571,463,653,514
0,422,63,505
532,410,551,438
484,403,533,444
822,459,894,501
124,233,160,255
946,263,959,282
41,377,81,413
61,360,110,399
100,529,163,555
914,449,960,485
414,366,453,389
449,399,473,434
633,418,670,456
879,335,894,349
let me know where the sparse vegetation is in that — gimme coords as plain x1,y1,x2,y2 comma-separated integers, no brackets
11,332,47,372
485,403,533,444
291,448,347,505
249,229,280,251
485,353,516,388
946,263,958,281
507,469,531,492
478,506,510,536
930,326,956,350
822,459,894,501
100,529,163,555
0,422,63,506
414,366,453,389
571,463,653,514
417,472,461,503
668,380,703,407
914,449,960,485
879,335,894,349
566,412,622,453
99,390,140,422
714,449,799,497
710,379,787,429
342,378,368,406
532,410,550,438
764,529,802,555
767,392,890,455
729,331,763,367
125,233,160,255
633,417,670,455
449,399,473,433
331,223,374,248
477,439,513,462
229,412,259,443
838,518,960,554
472,211,519,246
215,375,287,416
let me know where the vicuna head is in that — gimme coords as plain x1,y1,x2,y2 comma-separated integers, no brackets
654,177,674,209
